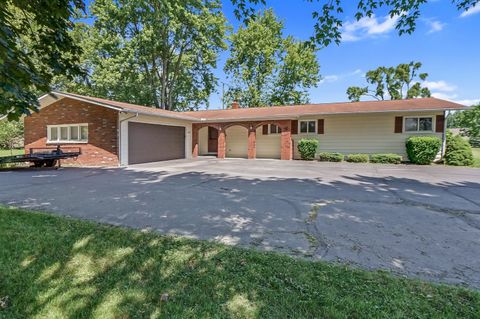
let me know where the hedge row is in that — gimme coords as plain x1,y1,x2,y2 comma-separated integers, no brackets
317,152,402,164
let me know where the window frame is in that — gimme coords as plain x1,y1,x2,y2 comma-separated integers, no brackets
403,116,434,133
299,120,317,134
269,124,281,134
47,123,89,144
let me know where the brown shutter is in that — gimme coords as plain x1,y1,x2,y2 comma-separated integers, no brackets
394,116,403,133
262,124,269,135
436,114,445,133
291,120,298,134
317,119,324,134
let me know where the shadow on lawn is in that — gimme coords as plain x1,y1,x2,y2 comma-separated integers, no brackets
0,166,480,318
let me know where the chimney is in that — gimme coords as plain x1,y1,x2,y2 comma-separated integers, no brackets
231,100,239,109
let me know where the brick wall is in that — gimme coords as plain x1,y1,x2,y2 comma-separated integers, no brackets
24,98,119,166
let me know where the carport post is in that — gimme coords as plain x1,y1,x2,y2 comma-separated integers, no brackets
279,120,292,160
217,127,226,159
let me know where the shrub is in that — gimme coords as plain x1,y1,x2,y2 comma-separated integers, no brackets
318,152,344,162
297,139,318,160
346,154,369,163
405,136,441,165
370,153,402,164
445,132,474,166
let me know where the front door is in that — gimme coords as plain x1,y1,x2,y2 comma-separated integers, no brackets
208,126,218,153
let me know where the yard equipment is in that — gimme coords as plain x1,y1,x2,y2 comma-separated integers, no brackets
0,146,81,168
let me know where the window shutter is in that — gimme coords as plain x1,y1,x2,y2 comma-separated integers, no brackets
317,119,324,134
435,115,445,133
262,124,269,135
394,117,403,133
291,120,298,134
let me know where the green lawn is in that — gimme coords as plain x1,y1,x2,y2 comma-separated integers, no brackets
0,207,478,319
473,148,480,167
0,149,23,157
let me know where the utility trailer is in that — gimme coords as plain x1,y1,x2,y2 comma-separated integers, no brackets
0,146,81,168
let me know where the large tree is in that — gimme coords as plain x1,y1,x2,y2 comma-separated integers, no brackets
231,0,480,47
346,62,431,102
57,0,227,111
448,104,480,138
224,9,320,107
0,0,85,120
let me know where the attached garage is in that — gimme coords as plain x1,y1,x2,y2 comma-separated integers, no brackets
128,122,185,164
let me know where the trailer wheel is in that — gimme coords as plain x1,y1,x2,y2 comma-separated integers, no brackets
33,161,44,167
45,159,57,167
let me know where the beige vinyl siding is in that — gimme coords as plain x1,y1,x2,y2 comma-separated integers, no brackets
198,126,209,155
226,125,248,158
292,112,443,160
255,126,281,159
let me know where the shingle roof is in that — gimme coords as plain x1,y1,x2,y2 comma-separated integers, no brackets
44,92,466,123
183,98,466,122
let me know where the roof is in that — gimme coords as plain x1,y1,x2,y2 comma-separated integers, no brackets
183,98,467,122
39,92,466,123
42,92,198,121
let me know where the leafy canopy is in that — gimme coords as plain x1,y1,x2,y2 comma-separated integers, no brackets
224,9,320,107
0,0,85,120
56,0,228,111
231,0,480,47
447,104,480,138
346,62,431,102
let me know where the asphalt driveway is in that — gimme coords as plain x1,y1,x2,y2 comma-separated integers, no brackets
1,158,479,288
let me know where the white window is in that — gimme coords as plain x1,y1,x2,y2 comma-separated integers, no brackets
269,124,281,134
404,117,433,132
47,124,88,143
300,120,316,133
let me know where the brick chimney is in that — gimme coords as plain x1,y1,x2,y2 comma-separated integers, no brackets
231,100,240,109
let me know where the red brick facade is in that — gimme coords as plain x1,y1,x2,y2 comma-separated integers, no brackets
24,98,119,166
192,120,293,160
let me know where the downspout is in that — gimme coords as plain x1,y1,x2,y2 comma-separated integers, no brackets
441,110,448,159
119,112,139,166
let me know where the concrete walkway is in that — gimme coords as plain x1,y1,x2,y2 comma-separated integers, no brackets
1,158,479,288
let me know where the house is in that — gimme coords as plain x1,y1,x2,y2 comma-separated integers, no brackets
24,91,466,166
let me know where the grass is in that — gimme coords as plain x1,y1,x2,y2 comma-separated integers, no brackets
472,148,480,168
0,149,23,157
0,207,479,319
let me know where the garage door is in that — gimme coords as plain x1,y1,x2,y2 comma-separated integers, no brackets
128,122,185,164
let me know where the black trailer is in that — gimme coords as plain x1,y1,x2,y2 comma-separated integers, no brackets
0,146,81,168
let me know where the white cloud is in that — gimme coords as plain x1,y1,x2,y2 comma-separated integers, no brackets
455,98,480,106
460,5,480,17
431,92,458,101
423,80,456,92
342,14,400,42
425,19,445,34
319,69,363,85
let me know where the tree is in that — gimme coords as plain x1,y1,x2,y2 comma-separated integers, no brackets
448,104,480,138
0,0,85,120
346,62,431,102
56,0,227,111
224,9,320,107
230,0,479,47
0,119,24,152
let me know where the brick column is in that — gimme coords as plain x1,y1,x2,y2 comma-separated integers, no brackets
217,127,226,159
247,126,256,159
279,120,292,160
192,124,200,158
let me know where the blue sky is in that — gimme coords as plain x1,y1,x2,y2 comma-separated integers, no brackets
83,0,480,109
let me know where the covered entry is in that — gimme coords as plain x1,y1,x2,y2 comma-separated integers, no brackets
128,122,185,164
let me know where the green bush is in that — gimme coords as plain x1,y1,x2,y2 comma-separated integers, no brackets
445,132,474,166
297,139,318,160
370,153,403,164
346,154,369,163
405,136,441,165
318,152,344,162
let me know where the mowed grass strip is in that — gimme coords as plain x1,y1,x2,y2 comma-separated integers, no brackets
0,207,478,319
472,148,480,167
